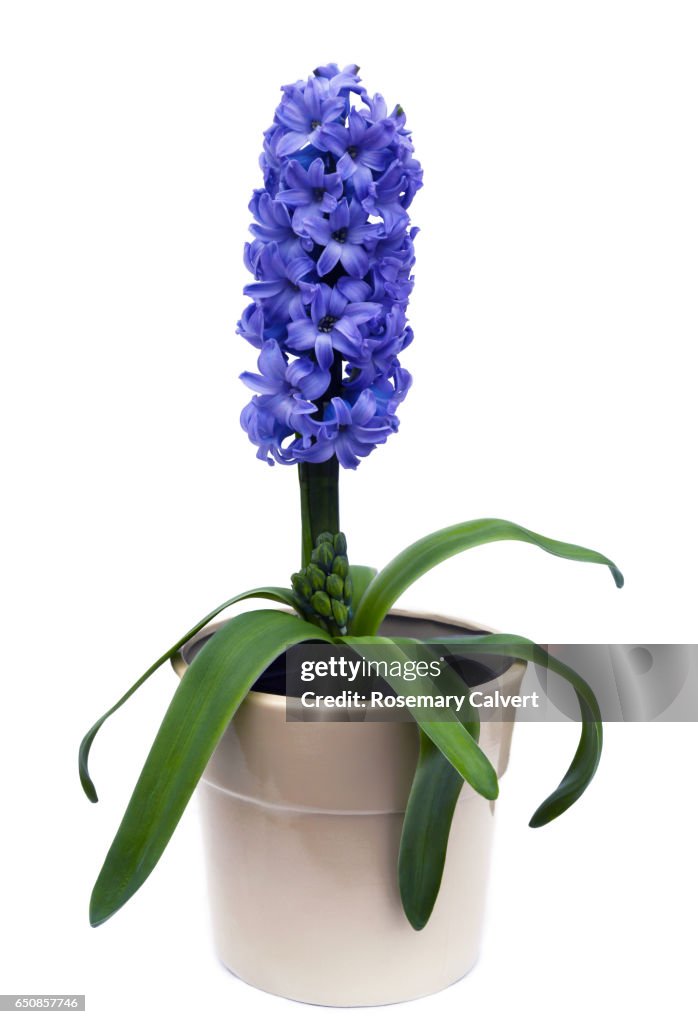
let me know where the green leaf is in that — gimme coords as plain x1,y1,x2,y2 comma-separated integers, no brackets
398,680,481,931
352,518,623,636
89,609,329,927
339,635,498,800
398,632,602,930
79,587,301,803
429,633,603,826
399,733,467,930
347,564,377,625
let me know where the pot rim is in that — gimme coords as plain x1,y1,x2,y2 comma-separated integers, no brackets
170,607,526,709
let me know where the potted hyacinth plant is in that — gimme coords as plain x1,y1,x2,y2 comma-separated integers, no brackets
80,64,623,1006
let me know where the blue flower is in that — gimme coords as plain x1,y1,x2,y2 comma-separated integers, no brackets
243,243,314,322
313,63,364,97
241,339,328,433
371,225,418,303
286,284,380,370
238,66,421,468
320,391,396,470
304,199,378,278
276,158,343,232
344,304,410,387
249,192,308,256
357,161,412,233
240,401,286,465
370,364,413,416
274,78,346,158
237,302,265,349
324,110,397,192
240,339,335,463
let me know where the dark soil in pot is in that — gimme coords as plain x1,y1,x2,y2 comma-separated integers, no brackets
181,612,514,695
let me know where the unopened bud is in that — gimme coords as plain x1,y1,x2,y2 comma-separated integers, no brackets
291,572,313,600
332,555,349,578
310,591,332,618
331,600,348,628
343,576,353,603
313,542,335,572
326,574,344,599
307,564,326,590
333,532,347,555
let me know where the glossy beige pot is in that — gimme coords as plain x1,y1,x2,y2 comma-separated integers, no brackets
172,610,525,1006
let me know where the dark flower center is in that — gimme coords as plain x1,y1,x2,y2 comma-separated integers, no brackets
331,228,348,243
313,187,325,201
310,119,321,130
347,145,358,159
318,315,338,333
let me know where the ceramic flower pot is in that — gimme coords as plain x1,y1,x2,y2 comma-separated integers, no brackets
172,610,525,1007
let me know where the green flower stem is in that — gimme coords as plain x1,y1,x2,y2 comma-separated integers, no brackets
298,457,340,568
298,355,342,566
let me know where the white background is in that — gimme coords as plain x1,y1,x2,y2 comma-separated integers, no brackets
1,2,696,1021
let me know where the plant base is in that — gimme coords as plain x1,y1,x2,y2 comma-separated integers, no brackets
174,610,524,1006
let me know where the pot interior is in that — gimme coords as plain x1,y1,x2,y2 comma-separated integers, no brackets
181,612,513,694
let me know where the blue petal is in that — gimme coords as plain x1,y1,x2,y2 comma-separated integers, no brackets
317,240,342,277
339,243,369,278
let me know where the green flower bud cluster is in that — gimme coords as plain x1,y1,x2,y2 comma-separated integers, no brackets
291,532,353,636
